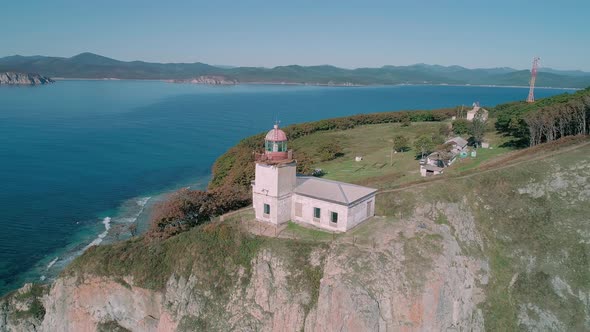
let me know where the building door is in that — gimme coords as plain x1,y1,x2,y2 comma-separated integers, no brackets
366,201,372,218
295,202,302,218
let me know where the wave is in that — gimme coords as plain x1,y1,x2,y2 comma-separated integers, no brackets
83,217,111,250
46,257,59,269
117,196,151,224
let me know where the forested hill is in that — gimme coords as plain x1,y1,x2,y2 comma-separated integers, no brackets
1,52,590,88
493,87,590,146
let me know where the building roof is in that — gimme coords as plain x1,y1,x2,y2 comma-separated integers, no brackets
428,151,455,161
294,176,377,206
265,124,288,141
467,106,488,114
446,136,468,148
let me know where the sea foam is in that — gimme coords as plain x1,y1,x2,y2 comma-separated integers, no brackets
46,257,59,269
83,217,111,250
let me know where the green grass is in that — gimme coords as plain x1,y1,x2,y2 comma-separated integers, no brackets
284,221,336,241
292,122,443,187
66,221,264,293
435,213,448,225
290,121,516,189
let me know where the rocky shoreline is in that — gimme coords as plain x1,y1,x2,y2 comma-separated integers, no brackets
170,75,238,85
0,72,54,85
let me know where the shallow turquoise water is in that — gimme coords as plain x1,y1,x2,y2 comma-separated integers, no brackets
0,81,568,294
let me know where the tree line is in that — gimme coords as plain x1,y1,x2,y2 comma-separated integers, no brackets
494,87,590,147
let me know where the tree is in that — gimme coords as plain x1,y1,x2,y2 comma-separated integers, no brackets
452,119,471,135
413,134,436,158
456,105,467,119
438,123,451,137
400,113,411,127
470,109,488,146
392,135,410,152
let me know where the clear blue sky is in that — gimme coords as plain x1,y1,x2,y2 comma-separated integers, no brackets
1,0,589,70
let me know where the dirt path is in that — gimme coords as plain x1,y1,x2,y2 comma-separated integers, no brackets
378,139,590,194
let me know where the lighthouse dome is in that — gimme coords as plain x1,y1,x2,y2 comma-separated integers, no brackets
265,124,288,142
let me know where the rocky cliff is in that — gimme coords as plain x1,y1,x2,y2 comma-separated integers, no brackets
0,72,54,85
171,76,237,85
2,140,589,332
0,211,488,332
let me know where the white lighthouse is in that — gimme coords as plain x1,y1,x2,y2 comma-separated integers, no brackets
252,124,296,225
252,123,377,232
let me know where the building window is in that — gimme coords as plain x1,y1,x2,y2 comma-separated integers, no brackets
313,207,321,220
330,212,338,224
263,203,270,215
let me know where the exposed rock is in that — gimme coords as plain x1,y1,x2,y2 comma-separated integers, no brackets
0,72,54,85
0,283,46,332
172,76,237,85
0,204,489,332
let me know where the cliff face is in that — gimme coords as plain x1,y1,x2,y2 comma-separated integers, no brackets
1,206,488,332
0,72,54,85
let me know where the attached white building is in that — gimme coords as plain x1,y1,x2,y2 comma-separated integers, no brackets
252,124,377,232
466,102,489,121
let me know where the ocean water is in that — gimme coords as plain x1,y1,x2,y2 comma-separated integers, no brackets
0,81,569,294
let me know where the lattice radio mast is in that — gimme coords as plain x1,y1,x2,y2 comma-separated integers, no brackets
526,57,540,103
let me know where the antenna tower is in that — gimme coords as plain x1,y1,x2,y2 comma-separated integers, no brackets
526,57,540,103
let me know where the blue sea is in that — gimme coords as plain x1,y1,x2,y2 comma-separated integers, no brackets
0,81,569,294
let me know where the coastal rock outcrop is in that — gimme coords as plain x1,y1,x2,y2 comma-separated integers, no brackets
172,75,237,85
0,72,54,85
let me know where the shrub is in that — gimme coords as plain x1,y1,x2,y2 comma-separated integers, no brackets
317,141,343,161
147,185,250,240
452,119,471,135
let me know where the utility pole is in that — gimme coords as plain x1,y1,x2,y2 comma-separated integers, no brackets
390,147,394,166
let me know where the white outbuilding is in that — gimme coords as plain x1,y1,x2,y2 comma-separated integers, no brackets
252,124,377,232
466,102,489,121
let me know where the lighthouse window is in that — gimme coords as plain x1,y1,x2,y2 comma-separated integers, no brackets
263,204,270,215
278,141,287,152
265,141,272,151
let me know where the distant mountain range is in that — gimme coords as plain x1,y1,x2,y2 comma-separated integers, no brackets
1,52,589,88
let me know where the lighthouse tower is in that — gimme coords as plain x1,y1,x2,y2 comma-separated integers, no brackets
252,123,296,225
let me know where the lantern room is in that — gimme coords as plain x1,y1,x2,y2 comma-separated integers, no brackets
263,124,289,161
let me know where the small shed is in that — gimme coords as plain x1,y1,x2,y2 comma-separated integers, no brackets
445,136,468,154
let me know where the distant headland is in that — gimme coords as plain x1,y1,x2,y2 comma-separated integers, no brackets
1,52,590,88
0,72,54,85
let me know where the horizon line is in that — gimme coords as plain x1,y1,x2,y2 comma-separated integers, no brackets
3,52,589,73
